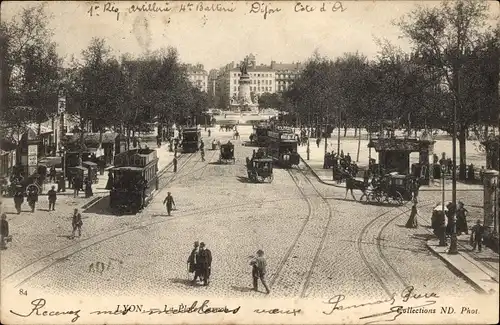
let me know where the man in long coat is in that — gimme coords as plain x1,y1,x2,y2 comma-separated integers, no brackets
187,241,200,284
197,242,212,286
163,192,176,216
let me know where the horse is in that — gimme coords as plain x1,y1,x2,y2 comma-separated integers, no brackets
344,175,369,201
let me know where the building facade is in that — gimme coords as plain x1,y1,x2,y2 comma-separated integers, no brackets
186,64,209,93
214,54,304,109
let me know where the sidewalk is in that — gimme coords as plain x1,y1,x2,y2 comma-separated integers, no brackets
297,137,483,192
29,144,178,197
426,236,499,294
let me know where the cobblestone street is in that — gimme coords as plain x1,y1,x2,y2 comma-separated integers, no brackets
1,127,486,301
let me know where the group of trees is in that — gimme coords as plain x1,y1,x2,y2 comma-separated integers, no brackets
1,4,208,148
284,0,499,179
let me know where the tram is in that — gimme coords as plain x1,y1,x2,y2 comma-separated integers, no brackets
109,148,159,214
251,123,272,147
182,127,201,153
267,130,300,168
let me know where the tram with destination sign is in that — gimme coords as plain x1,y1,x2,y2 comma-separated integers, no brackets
267,130,300,168
182,127,201,153
109,148,159,215
251,123,272,147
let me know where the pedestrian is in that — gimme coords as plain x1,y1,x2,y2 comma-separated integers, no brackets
105,170,114,190
173,156,178,173
405,202,419,228
198,242,212,286
470,219,484,252
27,187,38,213
201,149,205,162
250,249,270,294
57,174,65,192
456,201,469,235
73,176,82,198
71,208,83,238
157,134,162,148
316,138,320,148
187,241,200,284
0,213,9,250
47,185,57,211
49,166,57,182
13,188,24,214
174,148,178,158
84,177,93,198
163,192,176,216
411,179,420,203
208,129,211,137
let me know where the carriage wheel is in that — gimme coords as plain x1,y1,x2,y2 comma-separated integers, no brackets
395,191,404,206
374,192,382,203
268,174,274,183
257,175,265,183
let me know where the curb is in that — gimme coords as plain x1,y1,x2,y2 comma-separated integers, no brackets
425,240,492,294
299,155,345,189
299,156,483,192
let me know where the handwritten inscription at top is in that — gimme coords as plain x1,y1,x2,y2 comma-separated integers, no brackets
87,1,345,21
294,2,346,13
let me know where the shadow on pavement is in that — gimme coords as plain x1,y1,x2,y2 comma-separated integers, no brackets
231,285,254,293
236,176,249,183
241,141,258,147
411,233,436,241
170,278,194,287
476,257,499,263
82,196,116,216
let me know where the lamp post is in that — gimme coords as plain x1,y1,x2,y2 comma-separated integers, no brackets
307,140,310,160
439,163,447,246
448,85,459,255
493,179,498,234
337,105,341,154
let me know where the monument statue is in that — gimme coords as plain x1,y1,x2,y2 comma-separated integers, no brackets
240,57,248,75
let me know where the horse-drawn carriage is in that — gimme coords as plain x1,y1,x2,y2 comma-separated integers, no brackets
345,173,416,205
247,158,273,183
366,174,415,205
219,143,235,164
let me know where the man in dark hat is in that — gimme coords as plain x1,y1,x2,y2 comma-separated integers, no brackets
47,185,57,211
250,249,270,294
187,241,200,284
163,192,176,216
173,157,178,173
198,242,212,286
27,187,38,213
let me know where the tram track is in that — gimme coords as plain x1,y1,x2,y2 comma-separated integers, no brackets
296,166,336,298
357,200,436,298
3,193,305,287
267,164,335,298
268,168,313,289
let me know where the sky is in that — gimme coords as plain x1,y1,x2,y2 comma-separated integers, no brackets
2,1,499,71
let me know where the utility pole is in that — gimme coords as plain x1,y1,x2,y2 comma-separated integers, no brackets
324,106,328,154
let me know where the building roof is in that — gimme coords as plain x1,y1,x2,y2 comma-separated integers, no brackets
230,65,275,72
368,137,435,152
271,63,304,71
63,132,120,145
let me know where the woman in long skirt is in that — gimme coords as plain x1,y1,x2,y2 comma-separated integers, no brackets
456,201,469,235
405,202,419,228
105,171,114,190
